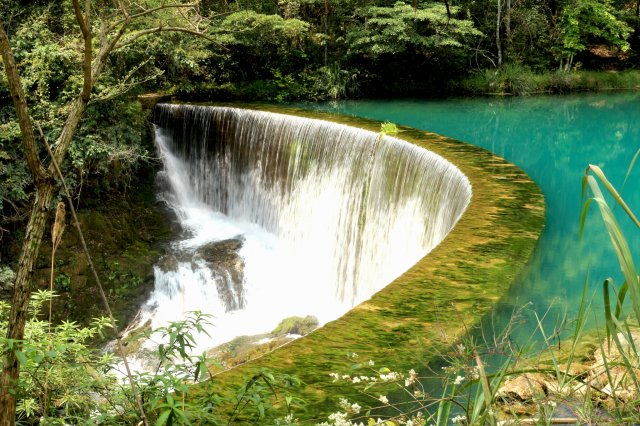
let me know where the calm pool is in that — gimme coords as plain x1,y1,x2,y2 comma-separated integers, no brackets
299,92,640,338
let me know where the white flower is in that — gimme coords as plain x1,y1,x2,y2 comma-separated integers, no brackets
405,369,417,387
327,412,351,426
338,398,351,411
456,344,466,353
379,371,402,382
469,367,480,380
378,395,389,404
329,373,340,381
368,360,375,366
452,415,466,424
352,376,361,384
453,375,465,385
350,403,361,414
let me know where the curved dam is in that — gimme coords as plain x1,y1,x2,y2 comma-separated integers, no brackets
145,104,544,419
142,104,471,351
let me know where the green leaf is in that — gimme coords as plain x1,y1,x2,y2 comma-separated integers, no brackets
15,350,27,365
156,409,171,426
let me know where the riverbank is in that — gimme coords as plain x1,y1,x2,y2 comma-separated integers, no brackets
458,66,640,96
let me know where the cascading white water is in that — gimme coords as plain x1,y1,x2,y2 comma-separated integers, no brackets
129,105,472,359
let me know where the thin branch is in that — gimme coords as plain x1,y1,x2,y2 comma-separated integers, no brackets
108,3,199,32
40,135,150,426
116,0,130,19
115,26,227,49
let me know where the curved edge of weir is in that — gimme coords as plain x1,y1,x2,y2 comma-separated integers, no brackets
161,103,546,419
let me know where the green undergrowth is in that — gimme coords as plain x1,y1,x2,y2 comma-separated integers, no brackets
460,65,640,96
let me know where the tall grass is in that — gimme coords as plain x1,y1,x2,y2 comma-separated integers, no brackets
460,65,640,96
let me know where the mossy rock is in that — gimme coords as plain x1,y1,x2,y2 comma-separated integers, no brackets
270,315,319,337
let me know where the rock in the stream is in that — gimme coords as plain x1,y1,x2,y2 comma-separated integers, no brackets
157,254,179,273
195,237,246,312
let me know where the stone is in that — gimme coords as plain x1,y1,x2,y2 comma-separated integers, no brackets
587,331,640,401
195,237,245,312
156,254,179,273
496,373,549,401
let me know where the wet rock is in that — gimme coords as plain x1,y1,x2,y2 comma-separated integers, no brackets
197,238,244,266
209,333,297,373
195,237,245,312
157,254,179,273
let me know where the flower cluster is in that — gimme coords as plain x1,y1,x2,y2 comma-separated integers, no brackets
338,398,362,414
405,368,418,387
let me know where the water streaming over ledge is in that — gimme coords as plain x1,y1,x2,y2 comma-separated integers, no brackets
129,105,472,357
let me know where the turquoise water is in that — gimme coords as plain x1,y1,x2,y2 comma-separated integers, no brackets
299,92,640,336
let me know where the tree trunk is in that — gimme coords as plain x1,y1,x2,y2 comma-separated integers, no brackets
0,23,45,184
635,0,639,38
0,33,89,422
505,0,511,47
496,0,502,67
323,0,329,66
0,182,55,425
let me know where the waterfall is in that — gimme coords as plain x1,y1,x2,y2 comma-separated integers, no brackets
130,105,472,357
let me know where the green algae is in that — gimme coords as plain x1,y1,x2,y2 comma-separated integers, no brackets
169,103,547,421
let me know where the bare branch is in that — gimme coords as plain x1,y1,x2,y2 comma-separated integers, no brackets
71,0,91,40
115,26,227,49
0,21,46,184
108,3,200,32
42,137,150,426
115,0,130,19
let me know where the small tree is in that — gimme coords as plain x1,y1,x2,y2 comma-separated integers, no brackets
0,1,212,423
559,0,632,70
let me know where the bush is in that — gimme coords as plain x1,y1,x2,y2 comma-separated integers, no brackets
462,67,640,96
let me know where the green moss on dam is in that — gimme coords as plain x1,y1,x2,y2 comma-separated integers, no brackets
184,104,546,421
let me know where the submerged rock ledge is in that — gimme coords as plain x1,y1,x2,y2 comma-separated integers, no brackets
185,104,546,420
